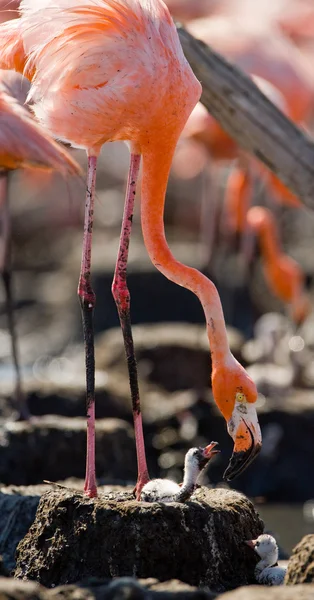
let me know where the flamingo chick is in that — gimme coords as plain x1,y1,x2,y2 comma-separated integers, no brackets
141,441,219,503
0,69,80,418
0,0,262,495
245,534,286,585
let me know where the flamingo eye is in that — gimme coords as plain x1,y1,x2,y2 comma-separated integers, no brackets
235,392,246,402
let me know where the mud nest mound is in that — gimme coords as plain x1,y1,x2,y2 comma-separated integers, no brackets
0,417,135,485
0,576,217,599
220,584,314,600
286,534,314,584
15,486,262,592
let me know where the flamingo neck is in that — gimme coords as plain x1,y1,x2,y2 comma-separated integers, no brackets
255,553,278,576
226,166,251,233
251,212,281,264
140,142,231,365
173,459,200,503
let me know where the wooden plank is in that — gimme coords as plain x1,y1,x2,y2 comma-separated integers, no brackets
177,26,314,210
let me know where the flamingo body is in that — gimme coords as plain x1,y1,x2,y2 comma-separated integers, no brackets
0,19,26,73
18,0,200,157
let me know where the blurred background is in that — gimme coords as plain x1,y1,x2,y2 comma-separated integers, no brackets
2,0,314,557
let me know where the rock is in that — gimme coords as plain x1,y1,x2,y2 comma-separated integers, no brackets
0,577,217,600
216,585,314,600
285,534,314,584
15,487,263,591
0,484,47,572
0,578,45,600
0,417,136,486
0,383,131,422
0,557,9,577
54,578,217,600
27,386,130,421
0,483,144,573
96,324,244,393
139,578,216,598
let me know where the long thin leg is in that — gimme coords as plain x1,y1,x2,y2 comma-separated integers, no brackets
112,153,149,500
78,155,97,498
0,174,27,419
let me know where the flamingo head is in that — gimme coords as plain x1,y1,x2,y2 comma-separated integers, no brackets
212,358,262,480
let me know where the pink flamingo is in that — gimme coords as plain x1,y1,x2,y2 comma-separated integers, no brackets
0,0,20,24
0,69,80,417
247,207,310,325
164,0,219,22
0,0,262,497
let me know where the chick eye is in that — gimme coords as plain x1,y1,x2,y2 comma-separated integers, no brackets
256,542,260,547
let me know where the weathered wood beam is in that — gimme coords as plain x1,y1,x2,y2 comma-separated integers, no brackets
177,25,314,210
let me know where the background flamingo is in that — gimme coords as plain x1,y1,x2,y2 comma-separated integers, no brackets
173,13,313,266
0,68,80,418
247,207,310,325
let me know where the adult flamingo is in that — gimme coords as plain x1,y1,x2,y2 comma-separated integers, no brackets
224,166,309,324
0,0,262,496
183,14,313,212
0,69,80,417
177,73,301,267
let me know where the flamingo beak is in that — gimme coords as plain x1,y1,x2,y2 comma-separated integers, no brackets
223,402,262,481
245,539,257,550
203,441,220,458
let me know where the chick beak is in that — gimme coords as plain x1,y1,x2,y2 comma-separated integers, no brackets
245,539,257,550
223,403,262,481
203,441,220,458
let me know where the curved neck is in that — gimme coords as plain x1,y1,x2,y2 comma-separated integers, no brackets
140,142,231,365
173,457,201,502
173,484,195,503
226,166,251,233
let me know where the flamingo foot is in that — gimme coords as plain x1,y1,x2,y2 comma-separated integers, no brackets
84,481,98,498
133,471,150,501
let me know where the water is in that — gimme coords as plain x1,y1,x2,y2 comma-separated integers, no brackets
257,503,314,555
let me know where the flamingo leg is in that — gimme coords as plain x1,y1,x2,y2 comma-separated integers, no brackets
112,152,150,500
78,155,97,498
0,173,27,420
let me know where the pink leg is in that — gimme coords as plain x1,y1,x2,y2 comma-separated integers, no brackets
0,174,27,419
78,155,97,498
112,153,150,500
